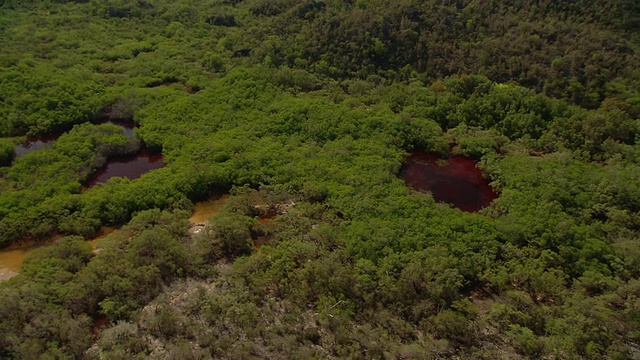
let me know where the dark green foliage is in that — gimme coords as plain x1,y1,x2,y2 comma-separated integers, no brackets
0,138,14,166
195,212,255,260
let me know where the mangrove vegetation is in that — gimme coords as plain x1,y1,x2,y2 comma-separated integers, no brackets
1,0,640,358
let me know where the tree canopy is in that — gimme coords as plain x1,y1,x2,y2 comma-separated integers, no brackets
1,0,640,358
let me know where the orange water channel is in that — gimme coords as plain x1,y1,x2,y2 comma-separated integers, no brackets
0,229,114,281
189,195,230,224
0,240,61,280
0,245,41,280
0,195,230,281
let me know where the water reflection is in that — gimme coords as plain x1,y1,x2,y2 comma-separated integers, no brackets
14,133,61,157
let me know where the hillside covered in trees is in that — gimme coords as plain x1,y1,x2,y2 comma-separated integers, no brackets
1,0,640,358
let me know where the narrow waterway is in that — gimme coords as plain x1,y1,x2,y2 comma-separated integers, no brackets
12,119,135,158
0,195,232,280
0,236,62,281
0,228,116,281
14,133,62,157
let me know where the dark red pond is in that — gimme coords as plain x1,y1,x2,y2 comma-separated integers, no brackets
86,151,165,187
399,152,497,212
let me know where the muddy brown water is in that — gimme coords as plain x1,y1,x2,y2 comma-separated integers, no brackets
399,151,497,212
0,247,36,275
0,238,63,280
189,195,230,224
0,195,263,280
0,229,117,280
88,227,117,248
0,195,227,280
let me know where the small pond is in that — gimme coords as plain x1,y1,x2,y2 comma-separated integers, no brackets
399,151,497,212
86,150,165,187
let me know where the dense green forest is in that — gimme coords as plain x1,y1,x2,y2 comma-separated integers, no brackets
1,0,640,358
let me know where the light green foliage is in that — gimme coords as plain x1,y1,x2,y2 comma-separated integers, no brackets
447,124,509,158
0,123,138,245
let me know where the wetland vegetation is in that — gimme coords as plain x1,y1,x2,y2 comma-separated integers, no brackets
1,0,640,358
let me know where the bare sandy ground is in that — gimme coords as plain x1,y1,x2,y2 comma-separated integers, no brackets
0,269,18,281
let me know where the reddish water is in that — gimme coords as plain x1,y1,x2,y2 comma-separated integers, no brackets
86,151,165,187
14,120,134,158
14,133,61,157
399,152,497,212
